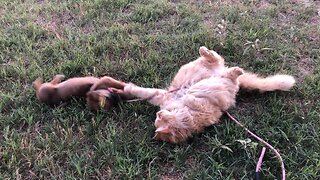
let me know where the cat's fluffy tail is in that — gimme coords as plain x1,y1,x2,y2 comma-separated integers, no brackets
238,72,296,92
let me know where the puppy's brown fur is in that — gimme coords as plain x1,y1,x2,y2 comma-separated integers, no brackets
33,75,100,106
86,76,132,111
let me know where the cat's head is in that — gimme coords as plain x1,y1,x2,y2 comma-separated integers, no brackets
153,109,192,143
199,46,225,65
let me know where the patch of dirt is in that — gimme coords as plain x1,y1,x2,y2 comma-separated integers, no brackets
184,155,198,169
256,0,273,10
160,162,183,180
35,10,77,39
309,1,320,25
286,98,315,122
290,0,320,25
290,0,314,6
0,7,4,17
160,156,200,180
35,0,63,4
36,15,60,39
35,0,46,4
306,28,320,43
161,175,183,180
93,166,112,179
298,58,315,76
34,3,88,39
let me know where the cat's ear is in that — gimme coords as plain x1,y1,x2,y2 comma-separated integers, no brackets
155,126,170,134
156,111,164,119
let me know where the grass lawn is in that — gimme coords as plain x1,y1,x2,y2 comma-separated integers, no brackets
0,0,319,179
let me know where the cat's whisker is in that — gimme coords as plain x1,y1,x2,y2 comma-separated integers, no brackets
152,132,160,140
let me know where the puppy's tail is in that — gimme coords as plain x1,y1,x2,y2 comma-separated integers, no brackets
32,78,43,99
238,72,295,92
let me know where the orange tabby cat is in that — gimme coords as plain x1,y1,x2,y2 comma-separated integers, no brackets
124,46,295,143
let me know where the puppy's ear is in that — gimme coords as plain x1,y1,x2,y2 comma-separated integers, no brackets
86,91,99,110
87,92,106,111
87,91,99,99
86,91,93,100
32,78,43,92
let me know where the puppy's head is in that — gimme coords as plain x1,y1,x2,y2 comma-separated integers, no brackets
34,82,60,106
86,89,120,111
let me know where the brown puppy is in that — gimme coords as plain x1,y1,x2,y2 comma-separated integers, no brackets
86,76,132,111
33,75,100,106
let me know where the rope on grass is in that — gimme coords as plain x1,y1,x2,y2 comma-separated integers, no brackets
255,147,266,180
225,111,286,180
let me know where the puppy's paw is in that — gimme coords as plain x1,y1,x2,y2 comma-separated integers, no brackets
32,78,43,89
55,74,65,80
108,87,122,94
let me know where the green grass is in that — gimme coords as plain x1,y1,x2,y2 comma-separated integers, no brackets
0,0,319,179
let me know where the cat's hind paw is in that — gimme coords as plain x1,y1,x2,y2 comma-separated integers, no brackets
199,46,212,59
230,67,244,76
199,46,224,65
226,67,244,81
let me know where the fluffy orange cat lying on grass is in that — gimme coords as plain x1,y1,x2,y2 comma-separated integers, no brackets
124,46,295,143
